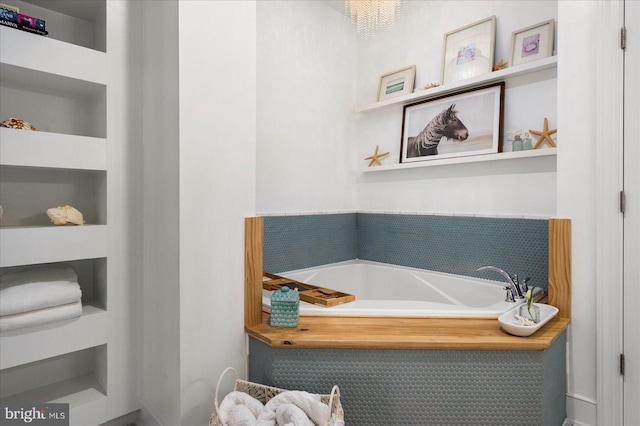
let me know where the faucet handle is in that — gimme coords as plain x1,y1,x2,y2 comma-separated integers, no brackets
521,277,531,294
503,286,515,302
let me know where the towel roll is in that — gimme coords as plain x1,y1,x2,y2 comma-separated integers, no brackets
0,264,81,316
0,301,83,332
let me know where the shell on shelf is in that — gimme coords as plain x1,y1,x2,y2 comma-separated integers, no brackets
1,117,37,131
46,205,85,226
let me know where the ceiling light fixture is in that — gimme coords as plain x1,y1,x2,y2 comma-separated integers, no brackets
345,0,404,38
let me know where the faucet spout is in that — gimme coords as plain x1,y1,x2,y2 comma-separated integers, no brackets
476,266,525,300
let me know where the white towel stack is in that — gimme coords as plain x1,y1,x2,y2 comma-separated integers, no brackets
0,264,83,332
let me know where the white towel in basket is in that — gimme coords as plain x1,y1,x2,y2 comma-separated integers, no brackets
257,391,329,426
218,391,266,426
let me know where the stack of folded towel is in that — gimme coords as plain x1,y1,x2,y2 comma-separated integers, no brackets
0,264,82,332
217,389,343,426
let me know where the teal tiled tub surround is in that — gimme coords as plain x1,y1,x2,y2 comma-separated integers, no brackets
263,212,548,291
249,331,566,425
357,213,549,291
263,213,357,274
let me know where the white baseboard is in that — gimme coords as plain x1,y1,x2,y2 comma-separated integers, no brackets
566,393,597,426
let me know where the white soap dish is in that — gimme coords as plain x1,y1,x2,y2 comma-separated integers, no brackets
498,303,559,337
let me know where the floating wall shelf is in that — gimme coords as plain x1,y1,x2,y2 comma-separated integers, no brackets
361,148,557,173
355,56,557,113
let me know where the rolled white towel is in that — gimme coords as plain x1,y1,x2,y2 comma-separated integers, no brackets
218,391,265,426
257,391,329,426
0,301,82,332
1,264,81,316
275,404,315,426
1,263,77,285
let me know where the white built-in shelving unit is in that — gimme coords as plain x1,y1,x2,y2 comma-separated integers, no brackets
357,56,558,172
0,1,125,424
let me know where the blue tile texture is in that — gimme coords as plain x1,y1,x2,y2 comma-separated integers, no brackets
263,213,548,291
263,214,358,273
357,213,549,291
249,332,566,425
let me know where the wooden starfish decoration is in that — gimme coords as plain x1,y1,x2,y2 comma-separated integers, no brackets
493,59,508,71
364,145,389,166
529,117,557,149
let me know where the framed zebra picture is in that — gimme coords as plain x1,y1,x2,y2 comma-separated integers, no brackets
400,82,504,163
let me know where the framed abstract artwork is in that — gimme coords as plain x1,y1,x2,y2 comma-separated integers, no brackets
510,20,555,66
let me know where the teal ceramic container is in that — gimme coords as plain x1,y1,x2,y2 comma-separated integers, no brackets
270,286,299,327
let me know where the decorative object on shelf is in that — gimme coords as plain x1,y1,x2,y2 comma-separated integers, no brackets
1,117,36,131
269,286,299,328
418,83,440,91
0,3,19,13
0,6,48,36
493,59,508,71
0,205,3,220
46,205,85,226
345,0,405,38
441,16,496,85
529,117,557,148
522,132,533,150
400,82,504,163
510,19,554,67
508,129,524,151
364,145,390,166
377,64,416,102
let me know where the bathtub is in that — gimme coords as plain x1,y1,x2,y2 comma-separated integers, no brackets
263,260,526,317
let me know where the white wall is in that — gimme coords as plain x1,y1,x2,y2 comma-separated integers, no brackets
353,1,558,216
141,1,181,424
179,1,256,425
256,1,358,214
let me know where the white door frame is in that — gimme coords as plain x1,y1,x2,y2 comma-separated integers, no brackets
595,1,625,424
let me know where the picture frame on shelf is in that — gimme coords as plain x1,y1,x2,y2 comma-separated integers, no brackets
509,19,555,67
377,65,416,102
441,16,496,85
400,82,504,164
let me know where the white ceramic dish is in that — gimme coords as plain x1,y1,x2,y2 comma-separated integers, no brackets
498,303,559,337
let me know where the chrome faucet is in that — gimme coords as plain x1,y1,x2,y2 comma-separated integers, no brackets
476,266,525,302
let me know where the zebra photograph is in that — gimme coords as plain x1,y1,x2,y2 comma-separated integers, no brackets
400,83,504,163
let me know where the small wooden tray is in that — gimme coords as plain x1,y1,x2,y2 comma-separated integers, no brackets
263,272,355,307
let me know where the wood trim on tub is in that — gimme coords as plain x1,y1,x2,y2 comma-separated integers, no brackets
548,218,571,319
245,217,263,328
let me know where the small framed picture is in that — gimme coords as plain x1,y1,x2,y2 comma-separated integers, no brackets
400,82,504,163
441,16,496,85
509,20,555,67
377,65,416,102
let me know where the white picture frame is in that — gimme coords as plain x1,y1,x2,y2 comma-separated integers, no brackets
377,65,416,102
509,19,555,67
441,16,496,86
400,83,504,163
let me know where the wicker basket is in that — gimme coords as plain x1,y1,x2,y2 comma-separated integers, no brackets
210,367,344,426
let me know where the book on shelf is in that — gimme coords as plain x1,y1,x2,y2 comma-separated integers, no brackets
0,3,18,13
0,19,48,36
0,7,46,30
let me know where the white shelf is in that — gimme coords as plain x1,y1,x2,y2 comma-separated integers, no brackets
0,25,106,87
2,374,107,412
355,56,557,113
0,225,107,267
0,305,107,370
361,148,556,172
0,128,106,171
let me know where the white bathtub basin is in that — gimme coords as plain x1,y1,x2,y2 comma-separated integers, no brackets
263,260,526,318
